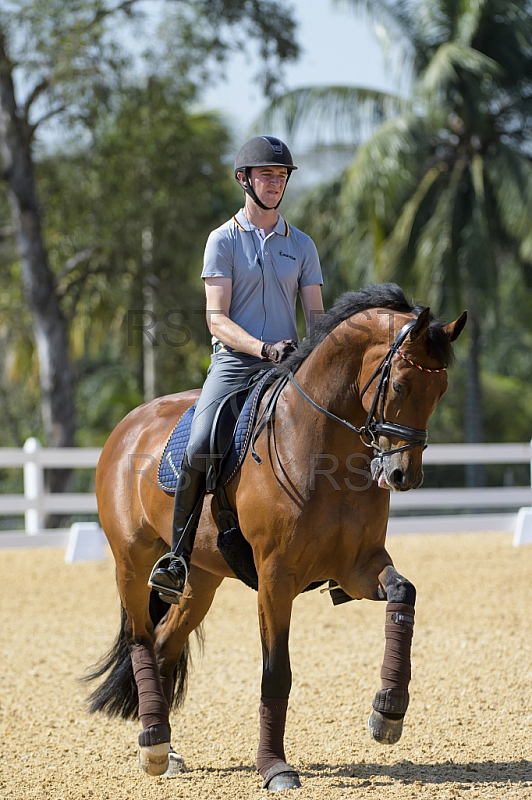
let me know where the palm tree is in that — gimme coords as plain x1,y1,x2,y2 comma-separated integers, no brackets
257,0,532,476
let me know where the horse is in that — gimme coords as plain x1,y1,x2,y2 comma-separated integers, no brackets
87,283,466,791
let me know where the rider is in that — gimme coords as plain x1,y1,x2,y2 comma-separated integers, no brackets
149,135,324,603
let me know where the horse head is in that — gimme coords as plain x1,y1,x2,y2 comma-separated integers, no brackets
276,285,466,495
359,307,467,492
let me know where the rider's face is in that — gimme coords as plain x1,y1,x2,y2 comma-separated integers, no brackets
243,166,289,208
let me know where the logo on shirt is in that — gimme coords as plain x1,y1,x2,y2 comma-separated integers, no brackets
279,250,296,261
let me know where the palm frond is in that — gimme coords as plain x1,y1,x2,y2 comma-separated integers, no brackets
380,163,445,280
485,145,532,265
414,154,468,309
485,145,532,240
418,41,501,100
467,153,498,297
455,0,490,45
386,154,467,310
336,0,419,46
336,0,434,76
342,111,431,210
251,86,409,149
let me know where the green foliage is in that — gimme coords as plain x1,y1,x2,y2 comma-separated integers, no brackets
1,0,299,138
269,0,532,445
325,0,532,315
0,184,43,445
35,78,240,442
482,372,532,444
0,0,300,448
154,0,299,97
252,85,407,146
1,0,136,135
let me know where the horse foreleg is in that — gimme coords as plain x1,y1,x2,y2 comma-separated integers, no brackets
256,569,301,791
369,564,416,745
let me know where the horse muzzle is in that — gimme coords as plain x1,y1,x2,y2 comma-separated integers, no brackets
370,451,424,492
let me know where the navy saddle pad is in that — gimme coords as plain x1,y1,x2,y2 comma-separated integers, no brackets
157,368,276,493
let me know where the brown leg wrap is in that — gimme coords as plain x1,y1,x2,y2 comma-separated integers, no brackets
161,674,175,709
131,643,170,733
373,602,415,716
256,697,288,777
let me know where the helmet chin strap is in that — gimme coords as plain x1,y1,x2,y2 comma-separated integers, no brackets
242,167,290,210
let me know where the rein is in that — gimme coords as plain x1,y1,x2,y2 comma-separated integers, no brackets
286,319,446,460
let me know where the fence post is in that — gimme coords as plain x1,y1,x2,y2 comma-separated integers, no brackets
513,438,532,547
23,437,44,535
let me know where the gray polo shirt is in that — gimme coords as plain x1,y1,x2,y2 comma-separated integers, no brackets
202,209,323,343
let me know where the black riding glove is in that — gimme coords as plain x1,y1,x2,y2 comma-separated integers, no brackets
261,339,297,363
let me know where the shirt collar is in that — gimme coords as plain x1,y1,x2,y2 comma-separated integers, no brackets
234,209,289,237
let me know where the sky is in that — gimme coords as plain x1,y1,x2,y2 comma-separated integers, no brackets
198,0,397,138
134,0,399,144
34,0,401,186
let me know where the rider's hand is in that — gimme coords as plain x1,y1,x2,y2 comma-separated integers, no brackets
261,340,298,363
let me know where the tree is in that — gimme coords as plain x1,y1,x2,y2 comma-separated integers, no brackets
261,0,532,466
0,0,298,491
36,78,240,440
0,183,42,449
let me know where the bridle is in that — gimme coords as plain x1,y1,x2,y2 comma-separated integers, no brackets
287,318,447,460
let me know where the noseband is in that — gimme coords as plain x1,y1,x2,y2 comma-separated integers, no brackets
288,318,447,459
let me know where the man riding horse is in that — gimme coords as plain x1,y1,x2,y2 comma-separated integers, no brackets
149,135,325,603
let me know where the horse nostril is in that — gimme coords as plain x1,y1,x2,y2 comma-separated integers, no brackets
390,468,405,489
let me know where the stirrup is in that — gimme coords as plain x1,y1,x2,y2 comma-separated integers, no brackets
147,552,189,604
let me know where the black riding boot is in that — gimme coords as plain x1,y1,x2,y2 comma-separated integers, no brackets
148,455,205,603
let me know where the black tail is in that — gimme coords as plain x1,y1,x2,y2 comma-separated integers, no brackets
84,591,194,719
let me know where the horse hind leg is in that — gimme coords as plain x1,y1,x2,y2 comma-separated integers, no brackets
368,565,416,745
132,637,173,776
133,641,186,777
85,560,175,776
118,557,176,777
88,532,177,777
140,566,223,774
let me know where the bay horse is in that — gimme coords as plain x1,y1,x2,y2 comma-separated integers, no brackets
87,283,466,791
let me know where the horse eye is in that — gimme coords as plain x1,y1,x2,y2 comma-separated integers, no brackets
393,381,403,395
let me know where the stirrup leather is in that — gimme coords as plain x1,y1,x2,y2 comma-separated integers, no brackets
147,552,189,602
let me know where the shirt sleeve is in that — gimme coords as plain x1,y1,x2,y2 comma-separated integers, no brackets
298,236,323,287
201,228,234,280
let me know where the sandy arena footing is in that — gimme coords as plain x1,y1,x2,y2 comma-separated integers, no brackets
0,532,530,799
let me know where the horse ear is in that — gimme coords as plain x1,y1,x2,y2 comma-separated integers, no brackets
408,307,431,341
444,311,467,342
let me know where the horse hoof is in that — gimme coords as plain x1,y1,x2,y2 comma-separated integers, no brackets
267,773,301,791
164,747,186,778
138,742,170,776
368,710,404,744
262,762,301,791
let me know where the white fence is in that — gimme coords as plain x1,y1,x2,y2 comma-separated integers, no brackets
0,438,531,547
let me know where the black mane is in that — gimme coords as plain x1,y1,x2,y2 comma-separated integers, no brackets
277,283,454,376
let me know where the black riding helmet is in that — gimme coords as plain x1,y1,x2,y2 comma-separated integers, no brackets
234,135,297,210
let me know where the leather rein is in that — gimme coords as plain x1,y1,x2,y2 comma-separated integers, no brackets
253,318,446,464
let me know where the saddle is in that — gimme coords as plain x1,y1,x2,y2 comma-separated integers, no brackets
156,368,353,605
157,367,278,494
